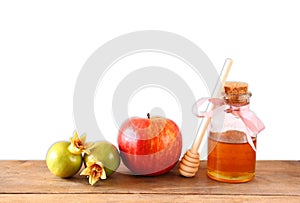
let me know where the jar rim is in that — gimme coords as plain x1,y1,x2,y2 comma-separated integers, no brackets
222,92,252,97
223,92,251,106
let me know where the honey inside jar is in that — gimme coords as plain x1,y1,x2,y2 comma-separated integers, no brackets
207,130,256,183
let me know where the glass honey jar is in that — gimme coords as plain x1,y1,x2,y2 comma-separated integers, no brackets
207,81,264,183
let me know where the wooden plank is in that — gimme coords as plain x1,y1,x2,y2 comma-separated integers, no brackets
0,160,299,196
1,194,300,203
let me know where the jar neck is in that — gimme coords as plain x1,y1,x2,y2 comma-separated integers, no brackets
223,92,252,107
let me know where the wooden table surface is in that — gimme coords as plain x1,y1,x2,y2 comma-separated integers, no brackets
0,160,299,202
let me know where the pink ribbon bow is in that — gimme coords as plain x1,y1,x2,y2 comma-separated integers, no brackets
193,98,265,151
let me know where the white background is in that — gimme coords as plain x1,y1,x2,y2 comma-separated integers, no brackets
0,0,299,160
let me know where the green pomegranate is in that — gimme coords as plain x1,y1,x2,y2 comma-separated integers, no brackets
46,141,82,178
84,141,120,176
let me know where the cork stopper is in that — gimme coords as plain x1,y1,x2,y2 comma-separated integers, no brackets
224,81,250,106
224,81,248,95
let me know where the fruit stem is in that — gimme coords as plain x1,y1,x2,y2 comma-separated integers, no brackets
147,113,150,119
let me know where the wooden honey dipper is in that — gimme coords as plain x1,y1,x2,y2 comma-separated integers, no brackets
178,58,233,177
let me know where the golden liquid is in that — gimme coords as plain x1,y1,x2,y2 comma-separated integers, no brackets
207,130,256,183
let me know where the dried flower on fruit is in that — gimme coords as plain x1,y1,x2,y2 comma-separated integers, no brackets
80,161,106,185
68,131,91,155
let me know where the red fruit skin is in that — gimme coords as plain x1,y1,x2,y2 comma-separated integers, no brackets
118,116,182,176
